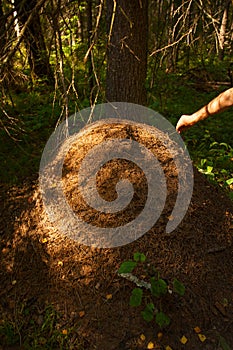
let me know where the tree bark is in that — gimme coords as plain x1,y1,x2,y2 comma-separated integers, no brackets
0,0,6,57
106,0,148,105
218,0,230,61
87,0,94,99
14,0,53,80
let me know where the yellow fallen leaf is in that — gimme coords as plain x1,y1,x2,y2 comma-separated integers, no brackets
50,183,57,188
41,238,48,243
95,282,101,289
12,280,17,285
147,341,155,349
140,334,146,341
1,247,8,254
180,335,188,344
106,294,112,300
79,311,85,318
157,332,163,340
62,329,68,335
194,326,201,334
57,261,63,266
165,346,173,350
198,334,206,342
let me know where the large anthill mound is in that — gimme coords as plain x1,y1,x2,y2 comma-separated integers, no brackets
59,121,184,246
0,121,233,350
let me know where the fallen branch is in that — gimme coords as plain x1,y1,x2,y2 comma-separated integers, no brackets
118,272,151,290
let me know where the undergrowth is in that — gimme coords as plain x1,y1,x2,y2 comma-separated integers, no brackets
0,304,85,349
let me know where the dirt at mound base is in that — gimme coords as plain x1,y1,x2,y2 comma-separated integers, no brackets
0,121,233,350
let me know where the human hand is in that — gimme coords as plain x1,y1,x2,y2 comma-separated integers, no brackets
176,114,196,133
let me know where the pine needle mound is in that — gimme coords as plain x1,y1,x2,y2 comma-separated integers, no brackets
62,121,179,232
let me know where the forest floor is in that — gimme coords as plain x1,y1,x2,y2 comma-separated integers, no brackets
0,122,233,350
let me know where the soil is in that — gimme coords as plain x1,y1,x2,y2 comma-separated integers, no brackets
0,121,233,350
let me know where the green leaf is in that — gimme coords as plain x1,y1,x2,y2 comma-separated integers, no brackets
133,252,146,263
155,311,170,328
118,261,137,274
150,277,167,297
210,141,219,147
129,288,143,307
220,142,228,148
219,335,231,350
200,158,207,167
229,192,233,201
173,278,185,296
226,178,233,185
141,303,155,322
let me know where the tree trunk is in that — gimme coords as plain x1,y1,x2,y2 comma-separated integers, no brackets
77,0,84,42
165,0,175,73
218,0,230,61
106,0,148,105
0,0,6,57
27,14,53,79
14,0,53,80
87,0,94,100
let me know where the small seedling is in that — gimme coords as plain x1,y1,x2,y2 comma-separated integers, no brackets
118,252,185,328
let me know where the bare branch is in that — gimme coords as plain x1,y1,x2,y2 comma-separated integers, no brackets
84,0,104,64
150,28,193,57
1,0,48,67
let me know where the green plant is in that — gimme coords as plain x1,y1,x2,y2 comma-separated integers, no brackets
218,335,231,350
194,140,233,198
118,253,185,328
0,304,85,349
0,321,20,346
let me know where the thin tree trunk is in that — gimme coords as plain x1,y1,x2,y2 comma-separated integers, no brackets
11,0,20,38
14,0,53,80
219,0,230,61
166,0,175,72
0,0,6,56
87,0,94,100
77,0,84,42
27,14,53,79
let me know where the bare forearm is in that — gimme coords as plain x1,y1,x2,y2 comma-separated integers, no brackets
193,87,233,122
176,88,233,133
